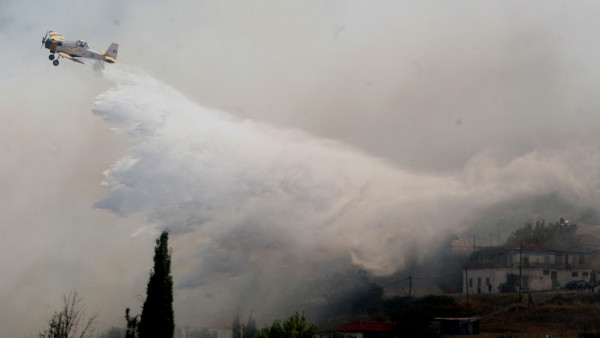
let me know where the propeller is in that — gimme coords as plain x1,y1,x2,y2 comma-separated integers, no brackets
40,31,48,50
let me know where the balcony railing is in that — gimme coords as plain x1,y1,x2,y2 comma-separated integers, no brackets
468,261,590,270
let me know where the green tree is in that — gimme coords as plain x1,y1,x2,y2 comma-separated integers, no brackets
138,230,175,337
260,320,283,338
507,217,577,249
256,312,317,338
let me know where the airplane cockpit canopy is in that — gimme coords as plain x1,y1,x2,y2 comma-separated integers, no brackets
76,40,89,48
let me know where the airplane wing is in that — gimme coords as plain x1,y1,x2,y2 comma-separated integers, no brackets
49,31,66,41
57,52,83,64
57,52,74,59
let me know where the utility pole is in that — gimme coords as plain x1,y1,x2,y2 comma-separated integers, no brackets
518,241,523,302
408,275,412,297
465,265,470,309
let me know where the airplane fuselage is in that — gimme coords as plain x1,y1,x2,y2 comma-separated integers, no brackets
42,31,118,66
46,40,105,61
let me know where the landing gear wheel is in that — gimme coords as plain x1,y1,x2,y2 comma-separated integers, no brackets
49,54,55,60
53,60,59,66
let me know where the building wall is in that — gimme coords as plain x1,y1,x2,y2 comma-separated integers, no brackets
463,267,594,294
463,269,509,294
510,253,555,265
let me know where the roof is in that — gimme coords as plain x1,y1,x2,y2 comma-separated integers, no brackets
573,222,600,232
575,234,600,247
506,241,558,252
328,321,393,332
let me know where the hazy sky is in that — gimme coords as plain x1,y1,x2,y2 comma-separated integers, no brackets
2,1,600,336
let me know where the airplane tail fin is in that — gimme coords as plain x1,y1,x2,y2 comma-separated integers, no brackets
103,43,118,63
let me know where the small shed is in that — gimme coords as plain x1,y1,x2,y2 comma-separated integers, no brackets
433,317,481,335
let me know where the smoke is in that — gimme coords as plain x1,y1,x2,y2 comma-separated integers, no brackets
90,65,600,323
3,1,600,335
94,66,458,275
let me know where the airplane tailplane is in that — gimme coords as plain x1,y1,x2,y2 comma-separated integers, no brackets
103,43,118,63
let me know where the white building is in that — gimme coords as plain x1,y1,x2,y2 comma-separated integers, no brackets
463,242,598,294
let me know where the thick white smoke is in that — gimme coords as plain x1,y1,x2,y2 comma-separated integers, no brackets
93,66,461,277
93,66,600,295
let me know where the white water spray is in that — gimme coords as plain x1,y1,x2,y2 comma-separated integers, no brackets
92,65,600,318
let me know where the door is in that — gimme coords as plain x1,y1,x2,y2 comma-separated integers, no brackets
551,271,558,289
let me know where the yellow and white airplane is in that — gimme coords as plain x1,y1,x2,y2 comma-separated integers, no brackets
41,31,118,66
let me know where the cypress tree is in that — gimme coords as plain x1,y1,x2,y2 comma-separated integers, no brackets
138,230,174,337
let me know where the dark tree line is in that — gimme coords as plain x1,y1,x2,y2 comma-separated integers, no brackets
255,312,317,338
507,217,577,249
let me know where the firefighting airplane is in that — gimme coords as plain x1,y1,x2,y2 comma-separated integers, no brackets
41,31,118,66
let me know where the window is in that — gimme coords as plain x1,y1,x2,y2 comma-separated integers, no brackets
572,271,579,277
583,271,589,277
477,277,482,287
486,277,490,285
580,255,585,264
543,269,550,275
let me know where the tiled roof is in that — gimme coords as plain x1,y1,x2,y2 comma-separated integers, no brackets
575,234,600,246
506,241,558,251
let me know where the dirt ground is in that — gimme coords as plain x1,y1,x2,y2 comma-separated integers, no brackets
447,291,600,338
